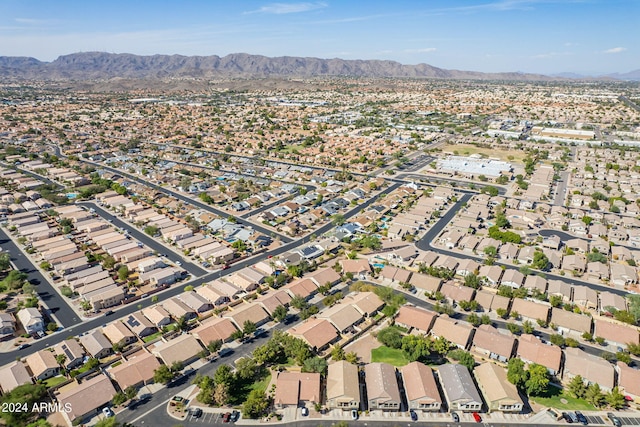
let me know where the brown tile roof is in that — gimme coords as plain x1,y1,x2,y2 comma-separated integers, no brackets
274,371,321,406
395,305,437,333
284,278,318,299
289,318,339,349
55,374,117,422
192,317,238,344
594,319,640,346
516,334,562,374
430,315,474,348
401,361,442,405
152,334,203,365
364,362,401,404
563,347,615,389
617,361,640,397
550,308,592,333
0,362,32,393
109,352,160,390
472,324,516,359
474,362,523,407
223,303,270,329
326,361,360,405
510,298,550,322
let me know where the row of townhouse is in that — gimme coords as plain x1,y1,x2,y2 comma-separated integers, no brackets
394,304,640,398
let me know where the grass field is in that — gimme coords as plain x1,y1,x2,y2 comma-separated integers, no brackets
371,346,409,367
530,385,595,411
43,376,68,388
442,143,529,163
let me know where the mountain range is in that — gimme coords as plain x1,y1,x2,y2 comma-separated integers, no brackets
0,52,637,82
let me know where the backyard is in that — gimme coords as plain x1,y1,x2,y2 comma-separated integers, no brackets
371,345,409,367
530,385,595,411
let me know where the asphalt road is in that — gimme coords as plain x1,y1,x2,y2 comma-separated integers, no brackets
71,157,295,244
416,194,629,298
0,227,80,328
394,173,507,196
76,201,208,277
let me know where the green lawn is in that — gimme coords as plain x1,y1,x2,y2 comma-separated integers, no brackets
530,386,596,411
43,376,68,388
143,331,164,343
371,346,409,367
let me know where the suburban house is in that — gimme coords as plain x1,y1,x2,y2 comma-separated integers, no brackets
326,361,360,410
273,371,321,409
141,305,173,328
474,362,524,413
288,318,340,351
123,312,157,338
55,373,117,425
25,350,59,380
563,347,615,391
152,334,203,366
223,303,271,330
401,361,442,411
510,299,550,324
102,322,137,346
394,305,437,334
0,361,32,393
616,361,640,400
430,315,474,349
54,339,86,370
438,363,483,412
109,351,161,391
516,334,562,376
192,317,238,346
79,330,113,359
471,324,516,363
364,362,401,411
17,307,44,335
550,308,593,336
0,313,16,340
594,319,640,349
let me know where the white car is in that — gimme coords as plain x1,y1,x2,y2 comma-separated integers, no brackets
102,407,114,418
175,261,182,266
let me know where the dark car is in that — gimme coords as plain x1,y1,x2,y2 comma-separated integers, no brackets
191,407,202,418
17,343,30,350
230,410,240,422
562,412,574,423
575,411,588,425
607,413,622,427
410,409,418,421
104,310,115,316
222,412,231,423
452,412,460,422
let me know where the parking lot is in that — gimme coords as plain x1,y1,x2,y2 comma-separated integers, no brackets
618,416,640,425
585,415,604,424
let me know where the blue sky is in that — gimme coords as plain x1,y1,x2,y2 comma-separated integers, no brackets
0,0,637,75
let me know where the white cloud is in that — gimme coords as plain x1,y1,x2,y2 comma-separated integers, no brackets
247,2,327,14
603,47,626,54
404,48,437,53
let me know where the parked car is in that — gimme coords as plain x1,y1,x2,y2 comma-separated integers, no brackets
17,343,30,350
451,412,460,422
102,407,114,418
230,410,240,422
574,411,588,425
104,310,114,316
351,409,358,420
562,412,574,423
191,407,202,418
472,412,482,423
222,412,231,423
301,407,309,416
410,409,418,421
607,413,622,427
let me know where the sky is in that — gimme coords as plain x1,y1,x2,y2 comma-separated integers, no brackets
0,0,638,76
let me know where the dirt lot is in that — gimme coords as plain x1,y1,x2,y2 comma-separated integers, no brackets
343,333,380,364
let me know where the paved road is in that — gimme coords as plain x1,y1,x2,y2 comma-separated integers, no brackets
416,194,629,297
0,227,80,328
394,173,507,195
76,201,208,277
553,170,569,206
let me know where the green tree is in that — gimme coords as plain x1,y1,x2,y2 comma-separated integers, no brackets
467,313,481,327
0,253,10,270
448,349,475,371
549,294,563,308
331,345,345,361
102,255,117,270
549,334,565,347
401,335,431,362
606,386,627,410
117,265,129,281
507,358,529,389
112,391,127,406
124,385,137,400
0,383,47,426
207,339,223,354
586,383,605,408
243,389,270,419
525,363,550,396
153,365,174,384
272,305,288,323
243,320,257,336
376,327,403,349
235,357,258,380
567,375,587,398
463,273,481,289
303,356,328,375
522,320,535,334
345,352,358,364
531,251,549,270
214,364,234,386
